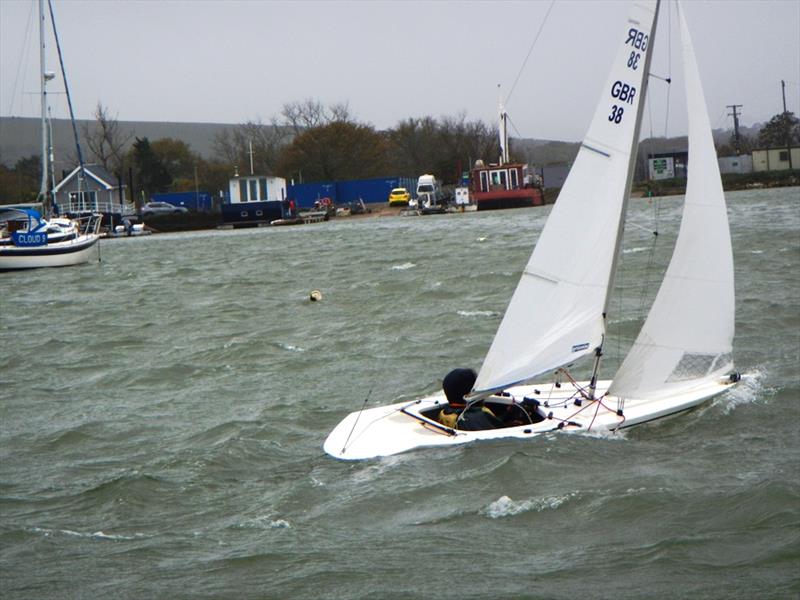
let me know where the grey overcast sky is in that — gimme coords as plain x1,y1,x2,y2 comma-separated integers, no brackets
1,0,798,142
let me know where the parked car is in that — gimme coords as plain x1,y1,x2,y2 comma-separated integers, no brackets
388,188,410,206
141,202,188,216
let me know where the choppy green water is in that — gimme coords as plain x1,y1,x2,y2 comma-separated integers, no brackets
1,187,798,599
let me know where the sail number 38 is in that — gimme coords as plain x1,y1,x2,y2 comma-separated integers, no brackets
608,28,648,125
608,81,637,123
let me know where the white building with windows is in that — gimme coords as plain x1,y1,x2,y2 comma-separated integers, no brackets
228,175,286,204
751,147,800,172
222,174,287,226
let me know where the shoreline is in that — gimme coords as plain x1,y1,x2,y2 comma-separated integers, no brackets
117,180,799,236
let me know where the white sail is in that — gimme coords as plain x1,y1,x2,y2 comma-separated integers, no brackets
473,0,659,397
610,2,735,399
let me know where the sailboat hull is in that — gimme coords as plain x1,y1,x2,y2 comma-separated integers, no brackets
0,234,99,271
323,378,738,460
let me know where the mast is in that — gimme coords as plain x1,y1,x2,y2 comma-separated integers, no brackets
498,84,509,165
587,0,662,400
38,0,48,205
47,0,88,213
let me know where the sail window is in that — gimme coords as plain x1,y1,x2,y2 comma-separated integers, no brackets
667,353,720,382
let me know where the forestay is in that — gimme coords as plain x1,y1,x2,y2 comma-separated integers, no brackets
610,2,735,399
473,0,660,397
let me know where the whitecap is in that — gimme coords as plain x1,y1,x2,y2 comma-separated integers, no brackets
391,262,416,270
623,246,649,254
457,310,498,318
476,237,487,242
278,343,305,353
91,531,145,541
31,527,144,541
236,515,291,530
482,493,576,519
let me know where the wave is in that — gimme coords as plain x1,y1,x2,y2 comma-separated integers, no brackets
232,516,291,530
456,310,499,318
482,493,578,518
275,342,306,353
30,527,147,541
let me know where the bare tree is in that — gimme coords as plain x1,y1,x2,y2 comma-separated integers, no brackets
82,102,132,173
280,99,353,135
212,118,289,176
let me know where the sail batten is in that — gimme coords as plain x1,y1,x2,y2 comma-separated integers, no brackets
473,0,659,396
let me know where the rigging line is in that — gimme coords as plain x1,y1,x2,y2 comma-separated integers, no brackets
636,203,661,322
5,1,37,118
662,0,673,137
506,113,523,140
47,0,86,178
340,382,376,454
504,0,556,106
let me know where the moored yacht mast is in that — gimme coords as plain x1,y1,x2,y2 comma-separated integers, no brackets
37,0,48,205
498,84,509,165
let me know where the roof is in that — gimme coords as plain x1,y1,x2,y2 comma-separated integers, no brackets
53,164,122,192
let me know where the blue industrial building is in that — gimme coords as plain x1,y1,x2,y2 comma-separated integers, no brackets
287,176,417,208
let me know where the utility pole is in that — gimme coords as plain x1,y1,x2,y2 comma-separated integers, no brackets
782,80,793,169
727,104,743,155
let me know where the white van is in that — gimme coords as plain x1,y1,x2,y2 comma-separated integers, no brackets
416,174,437,197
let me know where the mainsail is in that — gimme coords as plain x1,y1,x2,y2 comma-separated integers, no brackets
610,2,735,399
473,0,660,397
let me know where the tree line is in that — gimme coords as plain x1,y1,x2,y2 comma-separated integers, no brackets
0,99,503,204
1,100,798,205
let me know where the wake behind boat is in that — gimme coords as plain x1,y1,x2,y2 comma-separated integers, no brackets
325,0,740,460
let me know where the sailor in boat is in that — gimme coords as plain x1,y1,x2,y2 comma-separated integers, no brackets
437,368,502,430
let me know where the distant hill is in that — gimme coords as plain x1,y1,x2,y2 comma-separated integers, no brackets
1,115,759,175
0,117,238,169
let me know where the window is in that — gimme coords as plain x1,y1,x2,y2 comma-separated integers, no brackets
479,171,489,192
68,190,97,208
239,180,248,202
259,178,267,200
510,169,519,189
249,179,258,202
779,150,789,162
490,170,508,189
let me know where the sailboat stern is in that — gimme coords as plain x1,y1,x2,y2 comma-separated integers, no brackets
323,396,463,460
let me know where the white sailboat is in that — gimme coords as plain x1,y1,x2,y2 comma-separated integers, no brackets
0,0,100,271
324,0,739,460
